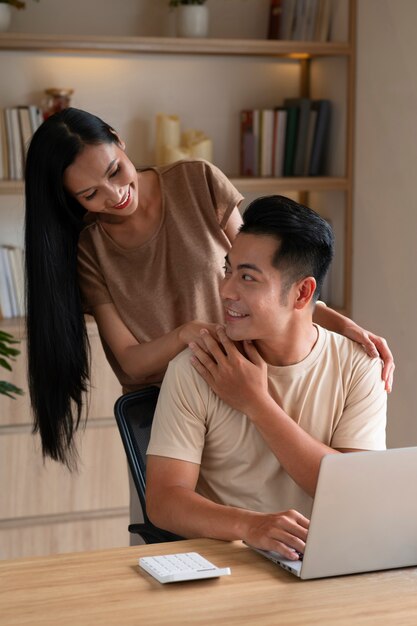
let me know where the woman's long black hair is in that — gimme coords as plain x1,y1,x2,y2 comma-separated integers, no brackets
25,108,119,468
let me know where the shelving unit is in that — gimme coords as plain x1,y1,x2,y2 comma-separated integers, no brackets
0,0,356,558
0,32,351,56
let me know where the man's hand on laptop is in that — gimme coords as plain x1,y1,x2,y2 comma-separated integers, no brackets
243,509,310,561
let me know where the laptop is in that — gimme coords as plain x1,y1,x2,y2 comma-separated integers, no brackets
248,447,417,579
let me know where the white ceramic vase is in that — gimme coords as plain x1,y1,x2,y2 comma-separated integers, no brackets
0,4,12,32
177,5,209,38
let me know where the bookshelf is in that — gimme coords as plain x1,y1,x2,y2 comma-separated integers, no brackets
0,8,355,312
0,0,356,557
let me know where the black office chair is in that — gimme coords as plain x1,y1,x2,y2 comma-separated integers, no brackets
114,386,183,544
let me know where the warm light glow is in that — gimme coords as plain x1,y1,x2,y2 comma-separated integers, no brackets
287,53,311,60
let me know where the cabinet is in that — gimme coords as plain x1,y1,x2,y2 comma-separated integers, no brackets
0,317,127,559
0,0,356,557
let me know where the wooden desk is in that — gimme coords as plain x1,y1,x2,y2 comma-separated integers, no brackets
1,538,417,625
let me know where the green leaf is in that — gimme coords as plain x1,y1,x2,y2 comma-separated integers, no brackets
0,358,12,371
0,381,24,399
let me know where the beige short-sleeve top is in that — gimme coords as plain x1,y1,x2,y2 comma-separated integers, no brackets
77,159,243,390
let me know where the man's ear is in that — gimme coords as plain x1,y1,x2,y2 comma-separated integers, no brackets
109,129,125,150
294,276,316,310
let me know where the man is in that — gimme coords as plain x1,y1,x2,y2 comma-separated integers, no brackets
146,195,387,562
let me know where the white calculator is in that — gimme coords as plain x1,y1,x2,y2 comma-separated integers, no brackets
139,551,231,584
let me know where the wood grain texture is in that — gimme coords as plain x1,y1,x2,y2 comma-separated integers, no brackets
0,318,127,558
0,424,129,519
1,539,417,626
0,514,129,560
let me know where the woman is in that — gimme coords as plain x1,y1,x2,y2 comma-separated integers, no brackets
25,108,394,470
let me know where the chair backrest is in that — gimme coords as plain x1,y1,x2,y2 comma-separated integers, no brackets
114,386,182,543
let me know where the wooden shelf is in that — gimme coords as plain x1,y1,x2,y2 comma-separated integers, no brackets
0,33,352,58
230,177,349,194
0,177,349,196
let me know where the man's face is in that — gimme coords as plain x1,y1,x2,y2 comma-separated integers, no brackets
220,232,293,343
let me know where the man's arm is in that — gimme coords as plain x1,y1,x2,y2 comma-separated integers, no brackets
146,454,309,560
189,328,385,498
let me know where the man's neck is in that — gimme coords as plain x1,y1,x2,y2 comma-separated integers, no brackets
254,322,319,367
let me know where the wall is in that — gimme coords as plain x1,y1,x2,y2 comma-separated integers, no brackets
354,0,417,446
1,0,295,250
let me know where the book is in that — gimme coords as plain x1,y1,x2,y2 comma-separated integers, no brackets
259,109,275,177
314,0,332,41
0,247,13,318
279,0,297,39
4,107,23,180
7,245,24,317
28,104,44,134
284,97,311,176
304,0,318,40
292,0,307,40
0,246,18,317
4,108,16,180
239,110,262,176
18,106,32,163
0,108,9,180
283,104,299,176
267,0,283,39
272,108,288,177
303,106,318,175
308,99,331,176
252,110,260,176
240,110,256,176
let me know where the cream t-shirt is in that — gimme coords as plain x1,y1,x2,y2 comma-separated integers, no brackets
148,325,387,517
77,159,243,391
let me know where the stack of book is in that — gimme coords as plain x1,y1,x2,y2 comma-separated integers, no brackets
240,98,331,178
0,105,44,181
268,0,333,41
0,245,25,319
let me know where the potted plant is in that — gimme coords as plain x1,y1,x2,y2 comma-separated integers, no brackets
169,0,209,38
0,0,39,32
0,330,23,399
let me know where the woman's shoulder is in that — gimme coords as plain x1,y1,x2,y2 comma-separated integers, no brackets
156,159,222,180
78,219,101,249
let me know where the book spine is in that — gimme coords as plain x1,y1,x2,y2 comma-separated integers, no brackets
8,108,24,180
283,105,299,176
18,106,33,165
273,109,288,177
309,99,331,176
267,0,283,39
4,108,16,180
240,110,255,176
0,247,16,318
260,109,274,177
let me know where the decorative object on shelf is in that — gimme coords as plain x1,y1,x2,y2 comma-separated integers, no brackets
0,330,23,399
0,0,39,32
0,3,11,31
155,113,213,166
155,113,181,165
43,88,74,119
169,0,209,38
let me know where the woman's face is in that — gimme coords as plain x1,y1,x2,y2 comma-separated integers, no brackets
63,141,139,217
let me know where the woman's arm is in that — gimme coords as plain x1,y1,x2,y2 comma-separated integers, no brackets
92,302,219,385
313,302,395,393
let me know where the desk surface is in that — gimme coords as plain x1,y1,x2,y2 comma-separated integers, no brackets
1,538,417,625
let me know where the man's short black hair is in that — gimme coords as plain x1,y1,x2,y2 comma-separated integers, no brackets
240,195,334,302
